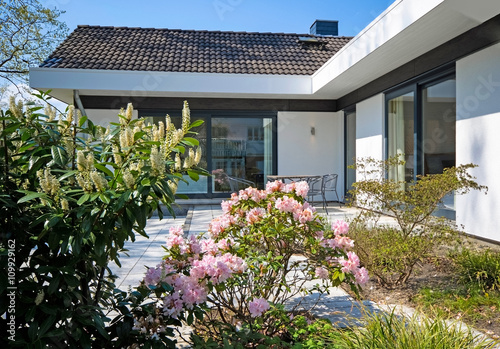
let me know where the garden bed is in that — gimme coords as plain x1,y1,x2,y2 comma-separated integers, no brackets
344,243,500,340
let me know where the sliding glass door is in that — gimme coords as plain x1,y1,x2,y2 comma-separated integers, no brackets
212,117,274,192
142,110,276,197
385,68,456,214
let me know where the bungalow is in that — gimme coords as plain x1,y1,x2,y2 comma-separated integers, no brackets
29,0,500,244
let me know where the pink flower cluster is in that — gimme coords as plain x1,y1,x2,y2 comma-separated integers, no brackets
248,298,270,317
143,226,246,319
246,207,266,224
283,181,310,198
209,214,235,237
318,220,355,250
265,180,309,199
211,180,317,237
275,196,301,213
338,252,369,285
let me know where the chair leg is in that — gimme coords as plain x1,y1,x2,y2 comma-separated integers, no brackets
322,192,328,215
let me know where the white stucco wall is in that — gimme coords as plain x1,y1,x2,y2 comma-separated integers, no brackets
277,111,345,201
86,108,138,127
355,94,385,169
456,42,500,242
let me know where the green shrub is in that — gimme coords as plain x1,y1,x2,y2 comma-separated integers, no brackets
348,223,438,287
0,93,206,347
451,248,500,293
348,156,486,287
338,309,498,349
287,316,346,349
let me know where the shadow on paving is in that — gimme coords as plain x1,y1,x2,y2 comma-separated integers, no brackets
286,287,384,328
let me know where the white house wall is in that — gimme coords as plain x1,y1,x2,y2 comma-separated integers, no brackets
355,94,385,178
277,111,345,201
456,42,500,242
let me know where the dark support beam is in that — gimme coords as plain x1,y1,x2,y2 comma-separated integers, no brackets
80,96,336,112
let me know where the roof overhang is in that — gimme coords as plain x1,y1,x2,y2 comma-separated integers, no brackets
312,0,500,99
28,68,314,104
29,0,500,104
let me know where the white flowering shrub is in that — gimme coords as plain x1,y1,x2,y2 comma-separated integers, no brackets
141,180,367,347
0,92,206,347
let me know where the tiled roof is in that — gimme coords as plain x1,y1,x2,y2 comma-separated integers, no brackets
40,25,352,75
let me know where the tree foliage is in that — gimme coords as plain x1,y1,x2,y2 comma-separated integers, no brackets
0,0,68,86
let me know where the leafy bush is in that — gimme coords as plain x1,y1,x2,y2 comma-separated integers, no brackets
338,309,498,349
140,181,368,347
347,223,439,287
0,93,206,347
348,156,486,287
287,316,346,349
451,248,500,293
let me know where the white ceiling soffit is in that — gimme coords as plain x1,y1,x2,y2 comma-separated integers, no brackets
312,0,500,99
29,68,314,104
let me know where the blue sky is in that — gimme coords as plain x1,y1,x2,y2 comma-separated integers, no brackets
51,0,394,37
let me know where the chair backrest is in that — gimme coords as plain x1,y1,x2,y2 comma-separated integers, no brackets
323,174,338,190
308,176,323,191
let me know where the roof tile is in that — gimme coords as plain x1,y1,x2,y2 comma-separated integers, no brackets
40,25,352,75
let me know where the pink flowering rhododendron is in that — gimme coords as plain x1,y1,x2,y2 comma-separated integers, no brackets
141,180,368,343
248,298,270,317
315,266,329,280
332,219,349,235
141,226,246,319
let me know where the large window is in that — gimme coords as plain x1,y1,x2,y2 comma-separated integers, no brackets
385,68,456,212
141,110,276,197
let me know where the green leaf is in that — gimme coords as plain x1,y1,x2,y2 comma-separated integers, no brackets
187,170,199,181
17,191,47,204
39,315,56,337
94,163,114,177
189,119,204,128
134,131,146,141
79,115,88,127
182,137,199,146
47,275,60,295
57,170,79,181
99,193,110,204
174,145,186,154
29,320,39,342
95,235,105,257
51,145,68,166
77,194,90,205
